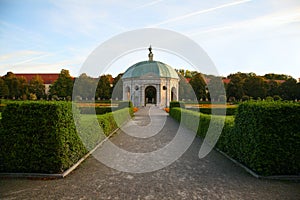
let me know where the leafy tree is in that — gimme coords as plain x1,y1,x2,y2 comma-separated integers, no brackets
178,73,194,100
0,77,9,98
226,73,244,101
111,73,123,100
3,72,20,99
18,76,29,100
206,76,226,101
29,75,45,99
264,73,292,80
266,80,279,97
73,73,96,100
243,76,267,99
278,78,297,100
189,72,207,101
49,69,74,99
96,74,112,100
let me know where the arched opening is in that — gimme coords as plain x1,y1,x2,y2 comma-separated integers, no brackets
145,86,156,105
171,87,177,101
126,86,130,101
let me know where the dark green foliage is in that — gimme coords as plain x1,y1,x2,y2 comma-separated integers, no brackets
79,107,112,115
118,101,133,110
186,107,237,116
233,101,300,176
0,101,87,173
49,69,74,99
169,101,185,109
78,108,133,150
170,101,300,176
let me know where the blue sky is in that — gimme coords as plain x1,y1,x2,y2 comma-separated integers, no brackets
0,0,299,79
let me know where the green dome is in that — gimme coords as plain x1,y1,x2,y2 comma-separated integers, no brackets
122,61,179,79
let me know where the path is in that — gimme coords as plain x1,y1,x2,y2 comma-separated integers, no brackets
1,106,299,199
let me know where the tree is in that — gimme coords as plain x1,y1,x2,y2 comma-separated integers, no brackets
73,73,96,100
111,73,123,100
0,77,9,98
266,80,279,97
189,72,207,101
178,73,194,100
206,76,226,102
243,76,267,99
49,69,74,99
18,76,29,100
3,72,20,99
29,75,45,99
278,78,297,100
226,73,245,101
96,75,112,100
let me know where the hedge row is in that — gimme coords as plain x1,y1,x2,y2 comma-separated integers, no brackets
186,107,237,116
78,107,133,150
0,102,87,173
79,107,112,115
232,101,300,176
170,101,300,176
0,101,134,174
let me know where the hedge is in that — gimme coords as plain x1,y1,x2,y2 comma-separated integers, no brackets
232,101,300,176
169,101,185,109
186,107,237,116
170,101,300,176
0,101,87,173
77,107,133,150
79,106,112,115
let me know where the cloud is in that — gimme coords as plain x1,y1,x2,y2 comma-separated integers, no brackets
188,7,300,36
150,0,252,27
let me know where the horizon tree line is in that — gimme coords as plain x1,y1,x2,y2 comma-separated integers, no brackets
0,69,299,102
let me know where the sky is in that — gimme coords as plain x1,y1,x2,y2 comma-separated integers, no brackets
0,0,300,79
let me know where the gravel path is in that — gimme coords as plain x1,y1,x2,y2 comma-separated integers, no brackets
1,106,299,199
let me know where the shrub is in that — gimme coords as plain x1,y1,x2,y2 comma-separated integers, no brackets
233,101,300,176
77,108,133,150
0,101,87,173
169,101,185,109
186,107,237,116
170,101,300,176
118,101,133,109
79,106,112,115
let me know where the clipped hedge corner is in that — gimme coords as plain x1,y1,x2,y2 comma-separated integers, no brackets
0,101,87,174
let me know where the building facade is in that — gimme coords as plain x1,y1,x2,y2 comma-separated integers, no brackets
122,47,179,107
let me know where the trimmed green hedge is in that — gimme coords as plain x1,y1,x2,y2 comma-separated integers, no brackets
186,107,237,116
232,101,300,176
79,107,112,115
78,107,133,150
169,101,185,109
170,101,300,176
0,101,87,173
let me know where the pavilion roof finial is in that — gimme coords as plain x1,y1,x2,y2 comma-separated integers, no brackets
148,45,153,61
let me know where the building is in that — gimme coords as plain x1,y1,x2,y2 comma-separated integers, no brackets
122,46,179,107
14,73,60,94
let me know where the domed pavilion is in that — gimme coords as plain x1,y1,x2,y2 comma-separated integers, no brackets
122,46,179,107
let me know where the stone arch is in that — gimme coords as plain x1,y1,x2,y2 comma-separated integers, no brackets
125,86,130,101
171,86,177,101
145,86,156,105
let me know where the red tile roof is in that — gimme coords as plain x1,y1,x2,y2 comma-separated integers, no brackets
14,73,60,84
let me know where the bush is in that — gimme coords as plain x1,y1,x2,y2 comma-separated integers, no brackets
169,101,185,109
78,108,133,150
0,101,87,173
170,101,300,176
233,101,300,176
186,107,237,116
118,101,133,109
79,107,112,115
